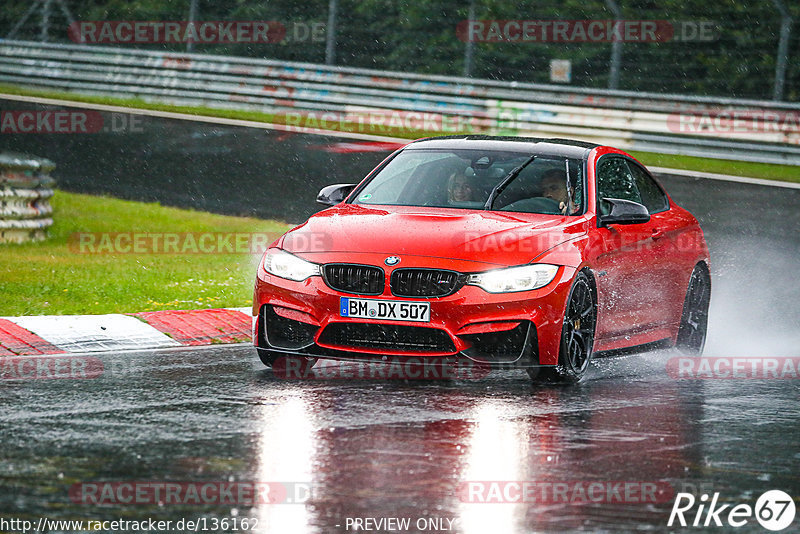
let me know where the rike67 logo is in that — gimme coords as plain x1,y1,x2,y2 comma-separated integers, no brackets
668,490,795,531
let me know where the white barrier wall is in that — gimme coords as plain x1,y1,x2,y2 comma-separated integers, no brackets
1,40,798,165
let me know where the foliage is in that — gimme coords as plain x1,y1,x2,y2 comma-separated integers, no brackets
1,0,797,100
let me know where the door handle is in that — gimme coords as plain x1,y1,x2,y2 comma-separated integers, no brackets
651,228,665,240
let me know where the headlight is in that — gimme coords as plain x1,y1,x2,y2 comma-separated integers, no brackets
467,264,559,293
262,249,320,281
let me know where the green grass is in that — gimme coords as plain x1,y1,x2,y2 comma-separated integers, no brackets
626,151,800,184
3,83,797,184
0,191,290,316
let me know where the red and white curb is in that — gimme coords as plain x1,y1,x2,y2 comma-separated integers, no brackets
0,308,253,355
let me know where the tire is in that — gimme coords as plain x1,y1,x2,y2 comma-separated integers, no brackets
528,271,596,384
257,348,317,375
675,264,711,356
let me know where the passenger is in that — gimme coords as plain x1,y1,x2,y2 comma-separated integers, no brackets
540,169,578,215
447,171,478,203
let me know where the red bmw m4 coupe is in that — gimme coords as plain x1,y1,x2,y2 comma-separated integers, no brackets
253,136,710,382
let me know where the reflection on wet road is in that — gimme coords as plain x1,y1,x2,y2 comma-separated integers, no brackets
1,345,797,532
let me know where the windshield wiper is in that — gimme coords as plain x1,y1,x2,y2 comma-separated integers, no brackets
484,155,537,210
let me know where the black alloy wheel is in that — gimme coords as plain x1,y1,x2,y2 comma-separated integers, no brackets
676,264,711,355
528,271,596,383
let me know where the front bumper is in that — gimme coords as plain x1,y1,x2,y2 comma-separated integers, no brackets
253,258,576,367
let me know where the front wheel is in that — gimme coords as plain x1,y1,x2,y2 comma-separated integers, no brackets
528,272,596,384
676,264,711,355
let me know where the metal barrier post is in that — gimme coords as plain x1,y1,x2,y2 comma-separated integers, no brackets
605,0,623,91
771,0,793,102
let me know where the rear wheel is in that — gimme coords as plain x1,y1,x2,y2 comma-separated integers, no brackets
676,265,710,355
528,272,596,383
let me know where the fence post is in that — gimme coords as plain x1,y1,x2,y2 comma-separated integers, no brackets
463,0,475,77
771,0,793,101
604,0,622,90
187,0,198,53
40,0,52,42
325,0,338,65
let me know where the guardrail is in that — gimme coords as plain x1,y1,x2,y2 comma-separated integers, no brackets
0,152,55,243
1,39,799,165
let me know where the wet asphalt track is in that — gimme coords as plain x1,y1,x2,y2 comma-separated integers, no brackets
1,346,797,533
1,100,799,532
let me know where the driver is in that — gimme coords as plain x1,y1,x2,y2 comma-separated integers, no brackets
540,169,578,215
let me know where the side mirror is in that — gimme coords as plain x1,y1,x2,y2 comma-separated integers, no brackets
316,184,356,206
598,198,651,227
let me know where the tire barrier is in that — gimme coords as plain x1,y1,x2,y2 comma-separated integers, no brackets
0,152,55,244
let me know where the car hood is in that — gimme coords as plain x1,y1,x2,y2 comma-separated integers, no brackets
280,204,588,267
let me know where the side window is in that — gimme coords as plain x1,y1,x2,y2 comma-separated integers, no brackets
628,162,669,214
596,157,641,215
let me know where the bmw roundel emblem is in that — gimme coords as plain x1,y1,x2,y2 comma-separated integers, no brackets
384,256,401,266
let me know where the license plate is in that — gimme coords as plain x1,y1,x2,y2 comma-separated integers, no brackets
339,297,430,323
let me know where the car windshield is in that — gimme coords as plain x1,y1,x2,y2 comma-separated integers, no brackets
352,149,584,215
